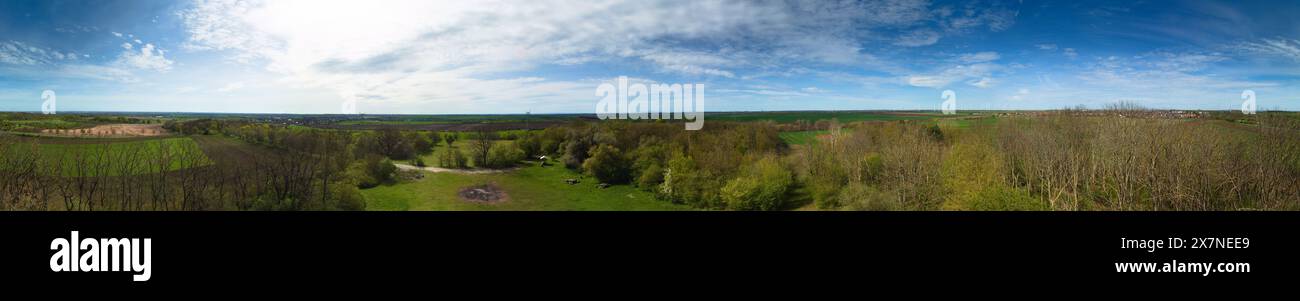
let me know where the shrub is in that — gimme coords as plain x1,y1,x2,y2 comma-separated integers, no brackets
837,184,901,211
437,147,468,169
331,184,367,210
486,142,525,168
636,164,664,189
721,156,793,210
582,144,630,183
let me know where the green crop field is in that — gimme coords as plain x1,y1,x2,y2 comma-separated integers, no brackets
361,162,690,211
779,130,829,145
3,137,212,176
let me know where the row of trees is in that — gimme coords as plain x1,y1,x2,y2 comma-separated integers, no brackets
798,113,1300,211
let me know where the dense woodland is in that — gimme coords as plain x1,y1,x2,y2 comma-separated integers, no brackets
1,111,1298,211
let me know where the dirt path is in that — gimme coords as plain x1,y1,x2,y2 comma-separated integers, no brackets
394,163,519,174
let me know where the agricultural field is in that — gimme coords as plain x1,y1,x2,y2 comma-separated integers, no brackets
779,130,830,145
1,136,211,176
361,161,689,211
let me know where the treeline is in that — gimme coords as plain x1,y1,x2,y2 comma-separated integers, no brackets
800,114,1300,211
0,119,472,210
518,121,791,210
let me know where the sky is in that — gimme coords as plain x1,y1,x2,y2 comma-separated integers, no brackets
1,0,1298,114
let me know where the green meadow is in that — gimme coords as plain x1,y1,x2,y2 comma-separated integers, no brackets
3,137,211,176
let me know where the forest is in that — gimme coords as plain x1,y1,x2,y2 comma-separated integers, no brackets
1,110,1297,211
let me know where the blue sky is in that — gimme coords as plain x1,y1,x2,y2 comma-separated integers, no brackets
1,0,1298,113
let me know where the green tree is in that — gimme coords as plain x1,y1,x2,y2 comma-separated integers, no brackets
721,156,792,211
582,144,630,183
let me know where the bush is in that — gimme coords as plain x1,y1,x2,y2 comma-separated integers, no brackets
721,156,793,210
837,184,901,211
437,147,469,169
582,144,630,183
411,132,434,155
486,142,525,168
351,155,397,188
331,184,367,210
636,164,664,189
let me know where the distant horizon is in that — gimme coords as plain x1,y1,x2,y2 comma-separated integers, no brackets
2,107,1294,117
3,1,1299,113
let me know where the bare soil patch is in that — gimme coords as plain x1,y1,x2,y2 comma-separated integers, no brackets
41,124,168,138
458,183,509,204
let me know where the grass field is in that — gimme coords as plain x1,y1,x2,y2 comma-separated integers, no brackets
3,137,212,176
779,130,829,145
361,162,690,211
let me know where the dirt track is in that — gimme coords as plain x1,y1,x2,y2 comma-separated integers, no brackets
394,163,518,174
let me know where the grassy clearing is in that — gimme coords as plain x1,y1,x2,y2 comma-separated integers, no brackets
412,140,515,168
361,162,690,211
4,137,211,176
779,130,829,145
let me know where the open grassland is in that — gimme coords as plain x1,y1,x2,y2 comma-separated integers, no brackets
361,162,689,211
779,130,830,145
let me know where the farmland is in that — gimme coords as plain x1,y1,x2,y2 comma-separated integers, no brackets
2,136,210,176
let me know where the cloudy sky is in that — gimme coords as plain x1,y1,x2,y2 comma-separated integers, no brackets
1,0,1298,113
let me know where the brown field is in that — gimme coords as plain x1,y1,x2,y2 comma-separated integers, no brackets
41,124,169,138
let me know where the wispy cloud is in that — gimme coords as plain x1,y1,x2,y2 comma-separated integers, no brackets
1236,38,1300,62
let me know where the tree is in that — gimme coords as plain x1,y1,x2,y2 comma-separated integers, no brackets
469,129,496,167
582,144,630,183
721,156,792,210
374,127,414,160
443,132,458,146
410,131,434,155
486,142,525,168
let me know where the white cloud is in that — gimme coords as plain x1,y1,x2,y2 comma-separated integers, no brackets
907,63,1001,88
1036,44,1057,50
1010,88,1029,100
967,77,995,88
894,30,941,47
1236,38,1300,62
112,32,124,37
0,41,79,65
176,0,1018,109
217,82,246,92
115,43,174,72
1067,52,1274,107
958,51,1000,63
1063,48,1078,59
